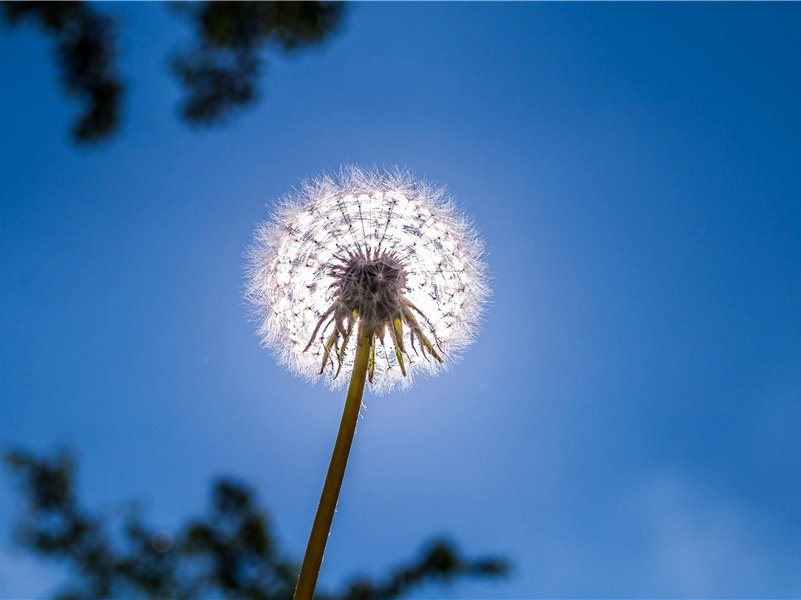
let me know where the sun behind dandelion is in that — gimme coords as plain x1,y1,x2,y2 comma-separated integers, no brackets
246,165,489,393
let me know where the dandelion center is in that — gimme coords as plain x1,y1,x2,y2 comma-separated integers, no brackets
335,250,407,328
305,247,443,383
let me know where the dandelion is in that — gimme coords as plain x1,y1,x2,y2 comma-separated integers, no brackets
245,165,489,600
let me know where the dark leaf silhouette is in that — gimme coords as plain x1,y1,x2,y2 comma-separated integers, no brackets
0,1,346,144
171,1,345,125
5,448,509,599
0,1,122,144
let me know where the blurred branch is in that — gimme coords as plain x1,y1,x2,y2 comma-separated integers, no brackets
170,1,345,125
5,449,123,598
5,448,509,599
329,538,510,600
0,1,345,144
0,1,123,144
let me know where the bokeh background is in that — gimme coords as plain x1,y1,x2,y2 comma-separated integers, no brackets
2,2,801,597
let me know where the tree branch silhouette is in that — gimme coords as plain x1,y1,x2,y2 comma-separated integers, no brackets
0,1,122,144
170,1,345,125
0,1,346,144
5,448,509,600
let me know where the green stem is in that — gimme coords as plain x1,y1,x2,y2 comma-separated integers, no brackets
293,325,373,600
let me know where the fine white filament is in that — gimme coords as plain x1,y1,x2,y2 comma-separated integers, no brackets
246,166,489,394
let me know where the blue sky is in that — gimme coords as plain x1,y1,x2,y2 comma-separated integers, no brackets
2,2,801,597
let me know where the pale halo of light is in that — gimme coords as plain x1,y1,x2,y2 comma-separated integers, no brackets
246,165,489,394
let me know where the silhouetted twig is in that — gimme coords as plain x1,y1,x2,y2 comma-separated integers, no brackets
5,448,509,599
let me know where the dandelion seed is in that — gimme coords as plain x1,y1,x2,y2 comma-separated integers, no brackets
246,165,489,394
245,165,489,600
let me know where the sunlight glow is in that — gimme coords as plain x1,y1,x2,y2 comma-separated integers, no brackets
246,166,489,393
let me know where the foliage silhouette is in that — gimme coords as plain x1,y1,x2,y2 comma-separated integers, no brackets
0,1,122,144
5,448,509,599
0,1,346,145
170,1,344,126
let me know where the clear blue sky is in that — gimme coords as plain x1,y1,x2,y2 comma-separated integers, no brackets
2,2,801,597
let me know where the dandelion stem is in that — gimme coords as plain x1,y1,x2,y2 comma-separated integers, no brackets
293,324,373,600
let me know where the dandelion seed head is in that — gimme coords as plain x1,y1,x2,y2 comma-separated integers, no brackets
246,165,489,394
